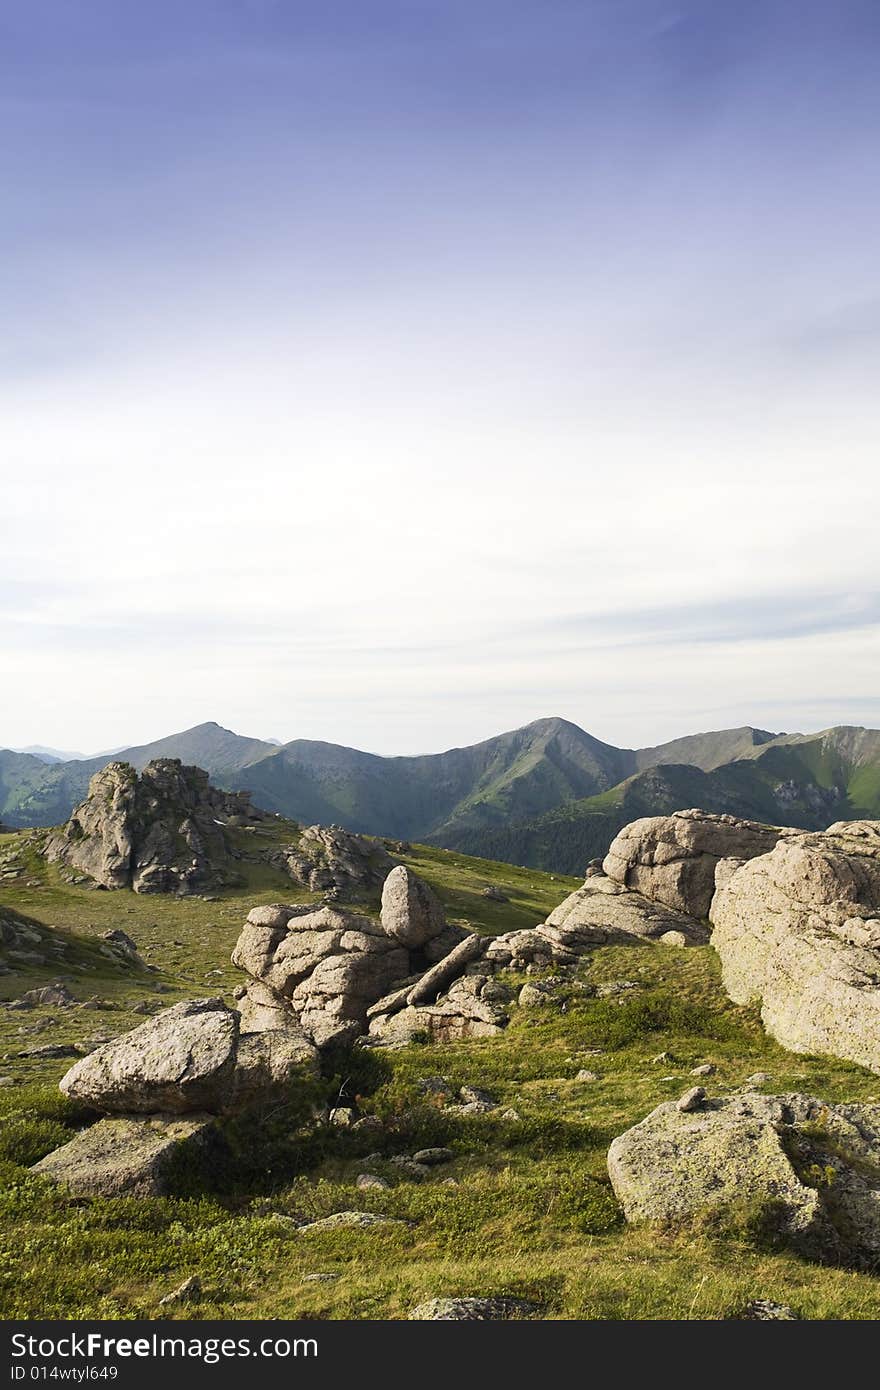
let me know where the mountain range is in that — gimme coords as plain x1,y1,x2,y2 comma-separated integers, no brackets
3,717,880,873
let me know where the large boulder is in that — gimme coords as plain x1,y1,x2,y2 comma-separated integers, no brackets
380,866,447,948
31,1114,218,1197
232,904,409,1049
608,1090,880,1267
710,826,880,1073
276,825,395,896
58,997,316,1113
603,810,789,918
45,759,262,894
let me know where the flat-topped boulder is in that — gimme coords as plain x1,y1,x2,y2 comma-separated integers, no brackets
31,1114,218,1198
710,824,880,1073
58,997,316,1113
608,1089,880,1267
45,758,263,894
603,809,790,918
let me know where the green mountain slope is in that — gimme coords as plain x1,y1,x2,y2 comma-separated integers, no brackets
455,728,880,873
231,717,634,839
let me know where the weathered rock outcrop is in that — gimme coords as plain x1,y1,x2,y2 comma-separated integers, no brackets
31,1114,218,1198
603,810,789,918
46,759,264,894
710,826,880,1073
59,997,317,1113
275,824,395,896
608,1090,880,1267
232,904,409,1049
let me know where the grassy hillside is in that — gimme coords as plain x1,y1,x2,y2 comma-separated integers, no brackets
1,826,879,1319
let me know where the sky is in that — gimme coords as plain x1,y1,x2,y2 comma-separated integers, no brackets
2,0,879,757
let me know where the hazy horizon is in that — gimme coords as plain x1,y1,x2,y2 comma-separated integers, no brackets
4,2,879,754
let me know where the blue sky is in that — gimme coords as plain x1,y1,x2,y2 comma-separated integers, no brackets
2,1,879,754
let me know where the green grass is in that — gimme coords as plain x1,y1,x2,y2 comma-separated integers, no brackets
2,828,880,1319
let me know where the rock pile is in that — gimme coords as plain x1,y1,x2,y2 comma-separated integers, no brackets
45,759,265,894
32,997,317,1196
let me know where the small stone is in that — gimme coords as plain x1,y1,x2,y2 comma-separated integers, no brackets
690,1064,715,1077
736,1299,799,1321
518,982,554,1008
459,1085,497,1107
412,1147,454,1166
409,1296,537,1321
351,1115,384,1132
651,1052,672,1064
297,1211,404,1234
659,930,688,947
500,1107,521,1121
329,1107,354,1127
676,1086,706,1113
302,1272,341,1282
356,1174,390,1190
0,1076,15,1087
745,1072,771,1085
159,1275,201,1307
575,1070,599,1082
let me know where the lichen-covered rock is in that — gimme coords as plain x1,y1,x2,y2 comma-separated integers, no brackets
603,810,789,918
380,866,447,948
409,1297,537,1320
276,825,395,896
608,1090,880,1266
45,759,262,895
710,826,880,1073
58,997,315,1112
232,905,408,1049
31,1114,218,1197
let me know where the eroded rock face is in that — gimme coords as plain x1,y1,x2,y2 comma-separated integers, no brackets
45,759,263,894
276,825,395,896
608,1090,880,1267
232,904,409,1049
603,810,789,918
31,1114,218,1197
380,865,447,948
710,826,880,1073
58,997,316,1113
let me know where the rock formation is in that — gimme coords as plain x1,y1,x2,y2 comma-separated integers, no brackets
603,810,790,918
274,824,395,896
710,824,880,1073
608,1089,880,1267
232,903,410,1049
45,759,265,894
